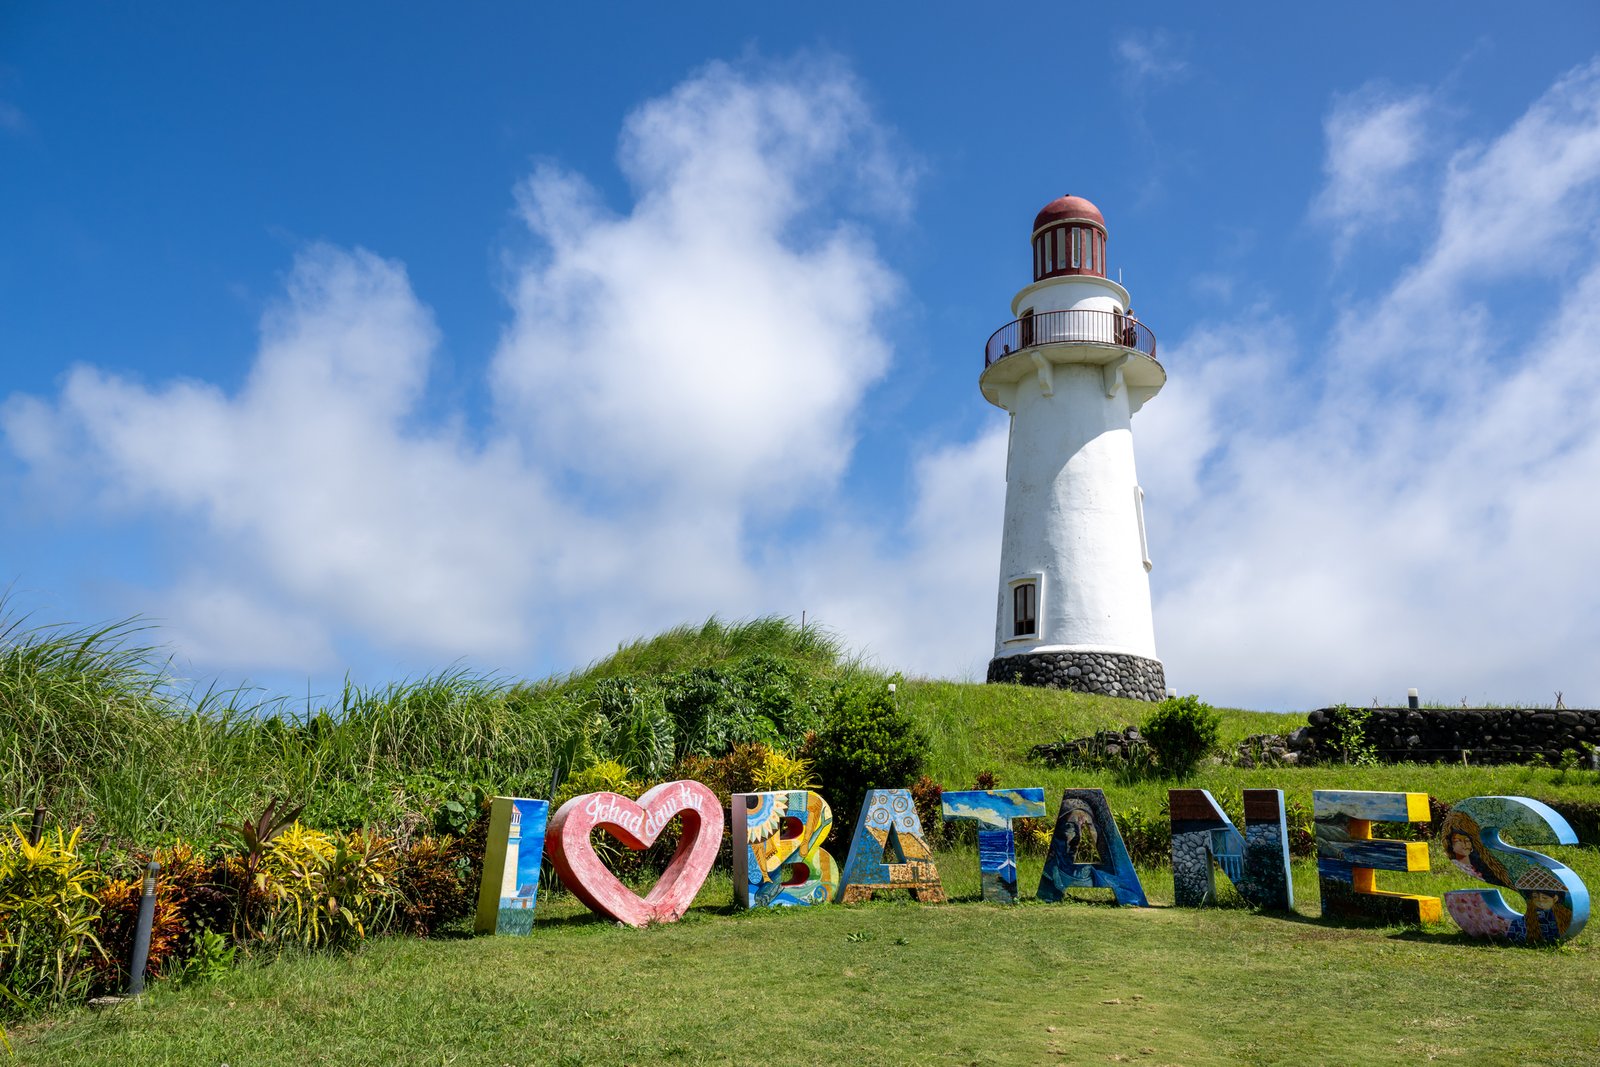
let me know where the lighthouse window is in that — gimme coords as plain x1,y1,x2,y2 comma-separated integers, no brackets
1009,576,1040,639
1044,235,1054,273
1088,230,1097,272
1071,229,1081,268
1034,238,1042,279
1055,228,1066,271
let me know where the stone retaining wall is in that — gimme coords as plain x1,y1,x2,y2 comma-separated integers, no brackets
986,650,1165,702
1305,706,1600,766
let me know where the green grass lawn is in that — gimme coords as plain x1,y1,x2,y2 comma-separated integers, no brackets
19,860,1600,1066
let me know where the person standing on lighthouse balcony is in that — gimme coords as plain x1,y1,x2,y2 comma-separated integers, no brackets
979,194,1167,701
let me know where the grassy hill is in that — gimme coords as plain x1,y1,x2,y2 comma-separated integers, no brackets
7,614,1600,1063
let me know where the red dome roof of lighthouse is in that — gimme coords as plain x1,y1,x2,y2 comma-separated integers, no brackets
1033,194,1106,233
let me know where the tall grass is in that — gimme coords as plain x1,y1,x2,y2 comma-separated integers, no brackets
576,616,851,680
0,612,280,847
0,610,865,851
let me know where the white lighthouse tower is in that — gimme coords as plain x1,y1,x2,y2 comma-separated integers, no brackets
980,194,1166,700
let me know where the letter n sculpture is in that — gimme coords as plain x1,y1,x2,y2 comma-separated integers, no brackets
1169,788,1293,910
1313,790,1440,924
1037,788,1147,906
732,790,840,908
838,789,945,903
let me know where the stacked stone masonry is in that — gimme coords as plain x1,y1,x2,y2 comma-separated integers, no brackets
987,650,1166,703
1305,706,1600,766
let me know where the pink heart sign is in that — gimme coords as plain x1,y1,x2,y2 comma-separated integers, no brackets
545,780,725,927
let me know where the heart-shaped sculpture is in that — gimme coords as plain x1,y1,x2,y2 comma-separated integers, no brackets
545,780,724,927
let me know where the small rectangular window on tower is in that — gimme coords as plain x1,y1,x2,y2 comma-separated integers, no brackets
1010,578,1038,639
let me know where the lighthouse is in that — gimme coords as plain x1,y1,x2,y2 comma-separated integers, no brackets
980,194,1166,701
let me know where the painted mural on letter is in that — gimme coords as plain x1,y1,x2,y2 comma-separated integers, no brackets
1168,788,1293,910
1037,788,1147,906
1313,790,1440,924
941,788,1046,903
837,788,945,904
473,797,549,935
1440,796,1591,945
732,790,840,908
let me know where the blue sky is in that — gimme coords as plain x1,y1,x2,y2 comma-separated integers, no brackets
5,4,1600,711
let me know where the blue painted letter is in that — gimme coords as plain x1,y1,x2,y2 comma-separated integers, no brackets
941,788,1046,903
1037,789,1147,907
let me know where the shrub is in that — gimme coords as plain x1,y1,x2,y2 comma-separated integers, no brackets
809,682,927,848
91,866,185,994
258,824,398,948
0,825,103,1012
660,655,828,760
393,834,473,937
1141,695,1221,779
1013,817,1052,856
1114,805,1172,865
1328,703,1378,766
752,749,816,792
167,926,234,987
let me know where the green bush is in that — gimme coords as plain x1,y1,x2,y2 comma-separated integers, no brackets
808,681,927,846
0,826,103,1013
1328,703,1378,766
392,834,473,937
1141,695,1221,779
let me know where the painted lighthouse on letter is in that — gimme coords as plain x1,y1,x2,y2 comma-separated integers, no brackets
980,194,1166,701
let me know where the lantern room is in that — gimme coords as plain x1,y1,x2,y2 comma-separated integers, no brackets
1030,194,1107,281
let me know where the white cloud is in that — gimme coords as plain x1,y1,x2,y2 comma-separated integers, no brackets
1313,85,1435,256
4,244,565,666
1116,32,1189,86
494,59,905,511
1,58,951,678
1149,59,1600,708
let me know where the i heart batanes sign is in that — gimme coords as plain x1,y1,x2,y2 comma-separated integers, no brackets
545,780,723,927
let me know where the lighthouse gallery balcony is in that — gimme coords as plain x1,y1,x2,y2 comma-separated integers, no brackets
984,308,1157,366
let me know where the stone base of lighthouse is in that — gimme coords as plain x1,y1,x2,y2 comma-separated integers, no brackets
986,650,1166,702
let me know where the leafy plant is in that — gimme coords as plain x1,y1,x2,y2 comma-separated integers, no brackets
219,797,304,938
90,867,185,994
168,926,234,988
393,834,473,937
1114,805,1172,865
0,825,103,1012
258,824,398,948
1328,704,1378,766
1140,695,1221,779
752,749,816,791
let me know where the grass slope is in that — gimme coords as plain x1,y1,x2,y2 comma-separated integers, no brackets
14,674,1600,1065
908,678,1600,812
